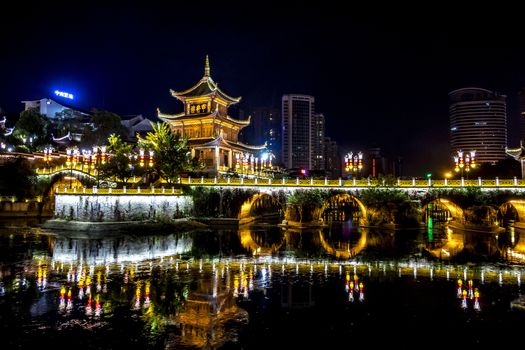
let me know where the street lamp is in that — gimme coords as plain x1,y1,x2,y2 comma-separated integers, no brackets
454,150,476,178
91,145,107,186
344,151,363,178
66,147,79,188
43,146,53,172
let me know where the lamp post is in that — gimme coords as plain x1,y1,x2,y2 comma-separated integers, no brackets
43,146,53,172
66,147,79,188
454,150,476,178
138,148,154,184
344,151,363,178
91,145,107,187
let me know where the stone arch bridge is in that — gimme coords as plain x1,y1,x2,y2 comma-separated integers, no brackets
52,176,525,228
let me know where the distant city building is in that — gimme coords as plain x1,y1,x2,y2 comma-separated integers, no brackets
367,147,388,178
324,137,341,179
20,98,151,147
312,113,325,170
282,94,315,169
158,56,267,176
21,97,92,145
449,87,507,164
120,114,154,141
21,98,90,120
519,88,525,145
244,107,281,164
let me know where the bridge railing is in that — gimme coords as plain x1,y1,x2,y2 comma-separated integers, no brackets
38,165,525,189
36,166,141,183
175,176,525,188
55,186,184,195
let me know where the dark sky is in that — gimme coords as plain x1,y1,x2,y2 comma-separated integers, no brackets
2,2,525,176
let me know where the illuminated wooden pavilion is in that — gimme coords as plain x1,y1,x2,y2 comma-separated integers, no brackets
158,56,268,176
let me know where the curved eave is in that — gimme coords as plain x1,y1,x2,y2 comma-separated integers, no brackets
231,140,267,151
506,147,524,160
52,132,72,142
157,108,185,121
170,77,241,104
193,135,266,152
171,77,212,97
226,115,251,126
214,89,241,104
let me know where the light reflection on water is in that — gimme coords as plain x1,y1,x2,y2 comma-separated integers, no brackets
0,221,524,349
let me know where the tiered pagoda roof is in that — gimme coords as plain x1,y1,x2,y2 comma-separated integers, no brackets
187,132,267,152
170,56,241,104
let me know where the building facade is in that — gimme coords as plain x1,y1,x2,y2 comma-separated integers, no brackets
449,87,507,164
324,137,341,179
244,107,281,164
158,56,267,176
282,94,315,170
311,113,325,170
519,88,525,145
21,97,92,146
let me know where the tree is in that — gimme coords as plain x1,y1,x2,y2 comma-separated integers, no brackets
139,122,201,183
82,109,129,147
0,157,36,199
97,134,136,183
14,109,50,150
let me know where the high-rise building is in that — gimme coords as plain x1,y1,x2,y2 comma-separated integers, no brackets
246,107,281,164
282,94,315,169
518,88,525,145
324,137,341,179
449,87,507,164
311,113,325,170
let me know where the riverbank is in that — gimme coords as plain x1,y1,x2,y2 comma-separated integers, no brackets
42,218,208,237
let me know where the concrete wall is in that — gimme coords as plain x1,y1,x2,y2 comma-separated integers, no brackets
0,201,53,217
54,194,193,222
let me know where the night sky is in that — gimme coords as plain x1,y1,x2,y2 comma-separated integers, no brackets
2,2,525,176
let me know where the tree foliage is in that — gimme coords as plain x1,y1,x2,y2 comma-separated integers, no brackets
82,109,129,147
13,109,50,150
97,134,135,182
0,157,36,199
139,122,201,183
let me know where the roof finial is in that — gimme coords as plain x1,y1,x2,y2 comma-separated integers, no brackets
204,55,210,77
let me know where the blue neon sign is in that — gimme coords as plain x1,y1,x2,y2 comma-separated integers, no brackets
54,90,74,100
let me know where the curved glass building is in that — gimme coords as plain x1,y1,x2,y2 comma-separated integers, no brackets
449,87,507,164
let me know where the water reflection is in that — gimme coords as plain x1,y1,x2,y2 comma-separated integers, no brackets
424,223,525,263
1,222,525,348
51,232,193,264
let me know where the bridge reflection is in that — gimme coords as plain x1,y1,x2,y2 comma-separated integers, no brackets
1,225,525,349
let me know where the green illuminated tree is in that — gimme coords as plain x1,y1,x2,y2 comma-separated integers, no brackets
139,122,202,184
13,109,50,151
97,134,136,183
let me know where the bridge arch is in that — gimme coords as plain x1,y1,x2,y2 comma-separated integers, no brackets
238,228,286,256
499,201,525,223
319,193,367,225
238,192,284,225
422,198,464,223
318,227,368,259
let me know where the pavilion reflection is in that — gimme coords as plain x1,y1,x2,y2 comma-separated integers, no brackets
172,267,249,349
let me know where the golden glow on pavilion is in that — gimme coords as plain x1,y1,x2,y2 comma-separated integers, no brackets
158,55,267,176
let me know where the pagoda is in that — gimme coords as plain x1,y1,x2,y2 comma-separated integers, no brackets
158,56,268,176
